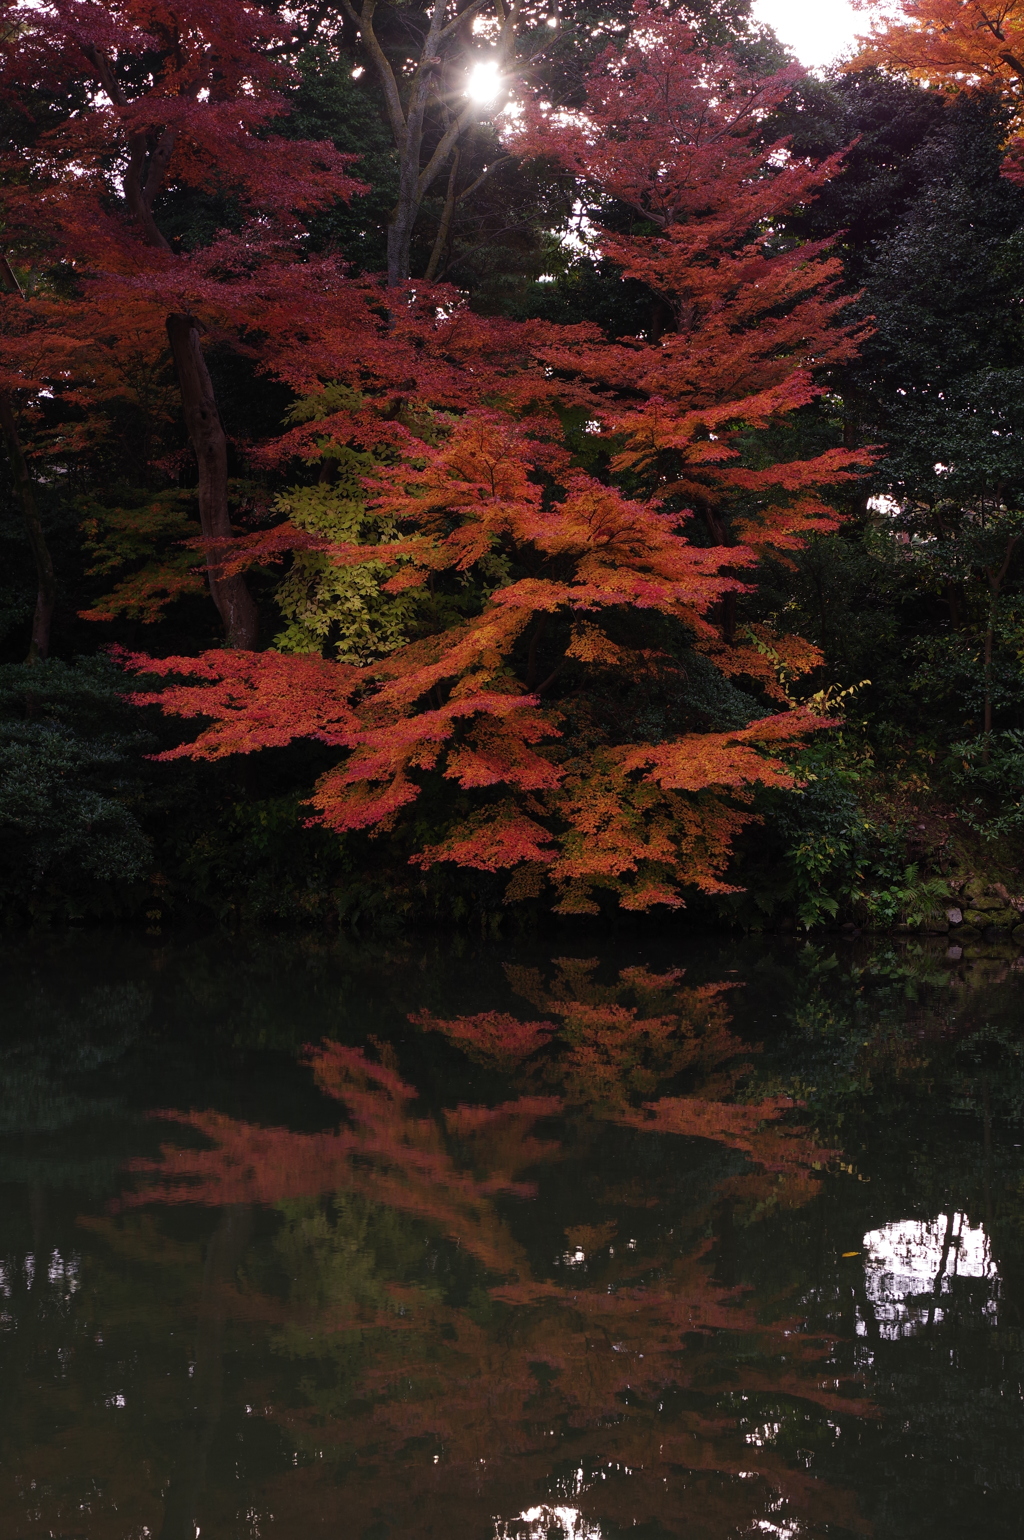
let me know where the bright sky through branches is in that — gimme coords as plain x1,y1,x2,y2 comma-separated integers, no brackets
466,57,503,102
751,0,866,69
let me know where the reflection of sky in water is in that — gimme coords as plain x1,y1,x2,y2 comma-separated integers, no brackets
496,1466,638,1538
493,1466,808,1538
495,1499,805,1538
495,1506,603,1539
859,1214,998,1340
0,1249,81,1305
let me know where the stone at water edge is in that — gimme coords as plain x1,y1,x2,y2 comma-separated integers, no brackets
946,907,963,926
964,907,1019,930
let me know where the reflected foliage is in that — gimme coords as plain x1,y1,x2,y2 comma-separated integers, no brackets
117,962,853,1536
0,935,1022,1536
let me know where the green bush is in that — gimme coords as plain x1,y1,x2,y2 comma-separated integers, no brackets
0,658,151,920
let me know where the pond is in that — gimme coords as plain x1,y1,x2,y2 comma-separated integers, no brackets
1,929,1023,1539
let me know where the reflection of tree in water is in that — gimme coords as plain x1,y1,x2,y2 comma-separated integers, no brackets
734,945,1024,1538
414,958,836,1209
5,940,1024,1537
116,960,864,1539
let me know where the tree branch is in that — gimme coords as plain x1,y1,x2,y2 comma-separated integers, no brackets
417,96,476,196
455,152,513,204
81,42,174,248
79,42,126,105
438,0,491,41
341,0,408,144
424,146,461,280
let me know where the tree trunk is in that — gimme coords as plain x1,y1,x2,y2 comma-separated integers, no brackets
699,500,737,643
387,193,421,288
86,54,256,647
344,0,520,288
1,257,56,663
0,394,55,663
424,148,461,282
165,314,259,649
982,602,995,756
944,581,963,627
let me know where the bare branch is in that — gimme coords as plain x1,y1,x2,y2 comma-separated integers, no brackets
417,97,476,196
0,255,24,297
424,146,461,279
343,0,408,143
438,0,491,42
455,152,513,203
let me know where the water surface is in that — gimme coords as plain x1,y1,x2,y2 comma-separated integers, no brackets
1,930,1022,1539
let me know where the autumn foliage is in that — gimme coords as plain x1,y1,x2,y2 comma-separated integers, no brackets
0,0,364,645
853,0,1024,139
67,5,865,913
851,0,1024,196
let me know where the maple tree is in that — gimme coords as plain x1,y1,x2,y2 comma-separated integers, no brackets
119,6,868,912
852,0,1024,159
291,0,758,289
0,0,363,646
